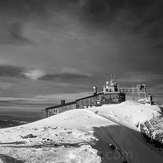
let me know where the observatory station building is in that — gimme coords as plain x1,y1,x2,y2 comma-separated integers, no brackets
43,77,126,117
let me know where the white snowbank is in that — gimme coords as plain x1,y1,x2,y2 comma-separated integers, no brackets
0,101,163,163
88,101,162,129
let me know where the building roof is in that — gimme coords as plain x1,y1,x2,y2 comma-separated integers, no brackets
75,92,103,101
45,101,76,111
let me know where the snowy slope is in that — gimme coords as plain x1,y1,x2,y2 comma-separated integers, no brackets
0,101,163,163
88,101,162,129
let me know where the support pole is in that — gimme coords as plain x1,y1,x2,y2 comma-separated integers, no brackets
138,88,140,101
132,84,135,101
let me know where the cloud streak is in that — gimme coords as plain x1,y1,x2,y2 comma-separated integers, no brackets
0,0,162,47
0,65,93,82
118,72,163,83
24,70,45,80
0,65,25,78
39,69,93,81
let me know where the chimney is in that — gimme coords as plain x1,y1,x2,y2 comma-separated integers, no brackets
93,86,97,95
61,100,65,105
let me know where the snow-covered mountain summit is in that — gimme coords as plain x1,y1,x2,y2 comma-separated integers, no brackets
0,101,163,163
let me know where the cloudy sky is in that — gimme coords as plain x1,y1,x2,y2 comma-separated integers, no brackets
0,0,163,103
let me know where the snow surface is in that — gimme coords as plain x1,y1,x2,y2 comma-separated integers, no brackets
0,101,163,163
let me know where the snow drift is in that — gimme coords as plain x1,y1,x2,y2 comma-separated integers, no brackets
0,101,163,163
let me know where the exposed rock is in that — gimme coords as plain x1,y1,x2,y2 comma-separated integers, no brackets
109,144,117,150
0,154,24,163
140,116,163,148
22,134,37,139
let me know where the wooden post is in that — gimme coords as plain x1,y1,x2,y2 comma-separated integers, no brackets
138,88,140,101
132,84,135,101
144,86,147,99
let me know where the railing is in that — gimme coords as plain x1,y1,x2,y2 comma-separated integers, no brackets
119,87,146,93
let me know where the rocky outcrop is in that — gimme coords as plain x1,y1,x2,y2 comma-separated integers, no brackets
140,116,163,148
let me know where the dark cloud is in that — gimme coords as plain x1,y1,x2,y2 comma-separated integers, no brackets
0,0,77,20
153,44,163,49
76,0,163,51
0,64,93,82
0,22,33,45
39,72,93,81
0,65,26,78
80,0,162,24
0,0,162,46
0,0,162,29
0,0,45,45
82,1,162,33
0,0,80,45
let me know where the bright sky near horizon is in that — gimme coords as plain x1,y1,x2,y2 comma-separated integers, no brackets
0,0,163,103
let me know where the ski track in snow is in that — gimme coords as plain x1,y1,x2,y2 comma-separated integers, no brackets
0,101,163,163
